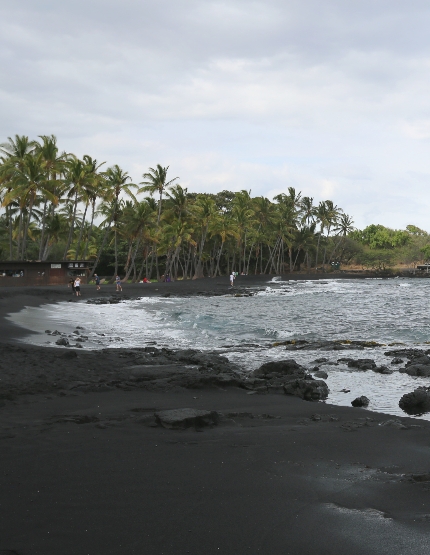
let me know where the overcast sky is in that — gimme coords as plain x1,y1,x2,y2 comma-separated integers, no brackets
2,0,430,229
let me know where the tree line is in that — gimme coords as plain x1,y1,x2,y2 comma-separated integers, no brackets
1,134,427,280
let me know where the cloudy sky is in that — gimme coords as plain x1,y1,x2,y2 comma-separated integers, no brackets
2,0,430,229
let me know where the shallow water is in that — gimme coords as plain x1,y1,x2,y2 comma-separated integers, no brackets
8,276,430,420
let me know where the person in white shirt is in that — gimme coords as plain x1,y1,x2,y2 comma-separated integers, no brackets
74,277,81,296
229,273,235,286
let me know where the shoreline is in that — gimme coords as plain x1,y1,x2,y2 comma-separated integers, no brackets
1,277,430,553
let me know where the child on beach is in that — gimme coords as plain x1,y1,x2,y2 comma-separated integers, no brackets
94,274,101,291
74,277,81,296
230,273,235,286
115,275,122,292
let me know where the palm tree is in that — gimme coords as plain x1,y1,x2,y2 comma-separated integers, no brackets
139,165,179,225
103,165,136,278
74,155,106,260
192,195,217,278
2,153,57,259
33,135,67,259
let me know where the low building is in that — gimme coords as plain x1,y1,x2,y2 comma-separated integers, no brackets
0,261,93,286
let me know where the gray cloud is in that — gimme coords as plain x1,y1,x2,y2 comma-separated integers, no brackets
2,0,430,228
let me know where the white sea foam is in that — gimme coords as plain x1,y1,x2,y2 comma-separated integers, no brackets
8,277,430,419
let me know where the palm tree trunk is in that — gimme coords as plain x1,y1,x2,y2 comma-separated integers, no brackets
16,209,23,259
38,199,48,260
74,200,89,260
82,199,96,261
89,223,111,279
124,235,141,281
21,196,35,260
6,205,13,260
63,193,79,259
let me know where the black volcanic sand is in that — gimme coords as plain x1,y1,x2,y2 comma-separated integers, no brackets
1,277,430,554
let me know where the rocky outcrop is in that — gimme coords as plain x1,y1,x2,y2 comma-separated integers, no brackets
249,359,329,401
155,408,219,429
351,396,370,407
399,387,430,415
347,359,376,371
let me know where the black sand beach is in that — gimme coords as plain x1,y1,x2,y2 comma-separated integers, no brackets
1,277,430,554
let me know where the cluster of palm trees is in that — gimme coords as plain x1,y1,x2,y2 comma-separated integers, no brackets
0,134,355,280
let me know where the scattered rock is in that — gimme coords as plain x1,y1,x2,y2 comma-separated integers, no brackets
154,408,219,429
313,357,329,363
347,359,376,371
313,370,328,379
351,396,370,407
55,337,69,346
391,357,404,365
379,419,408,429
373,365,394,375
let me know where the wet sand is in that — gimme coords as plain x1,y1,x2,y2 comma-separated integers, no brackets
0,278,429,554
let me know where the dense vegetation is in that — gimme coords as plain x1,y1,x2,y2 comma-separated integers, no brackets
0,135,429,280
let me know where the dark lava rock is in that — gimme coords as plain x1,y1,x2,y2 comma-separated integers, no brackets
373,365,394,375
384,348,428,359
313,357,329,363
351,396,370,407
313,370,328,379
399,387,430,415
55,337,69,346
379,419,408,429
154,408,219,429
253,359,306,378
406,355,430,366
347,359,376,371
402,364,430,377
283,378,329,401
391,357,404,365
61,350,78,359
86,296,130,305
338,357,354,364
128,364,244,390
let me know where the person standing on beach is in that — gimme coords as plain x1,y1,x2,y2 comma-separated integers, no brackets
94,274,101,291
68,278,75,295
115,275,122,292
74,277,81,297
230,273,235,286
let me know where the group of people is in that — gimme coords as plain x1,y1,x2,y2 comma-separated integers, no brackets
68,274,123,296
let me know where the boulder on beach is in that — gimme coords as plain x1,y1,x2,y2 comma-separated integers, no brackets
351,396,370,407
347,359,376,371
252,359,306,378
283,378,329,401
55,337,69,346
402,364,430,377
154,408,219,429
399,387,430,415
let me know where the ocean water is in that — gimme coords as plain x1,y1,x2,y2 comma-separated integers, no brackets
9,277,430,420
